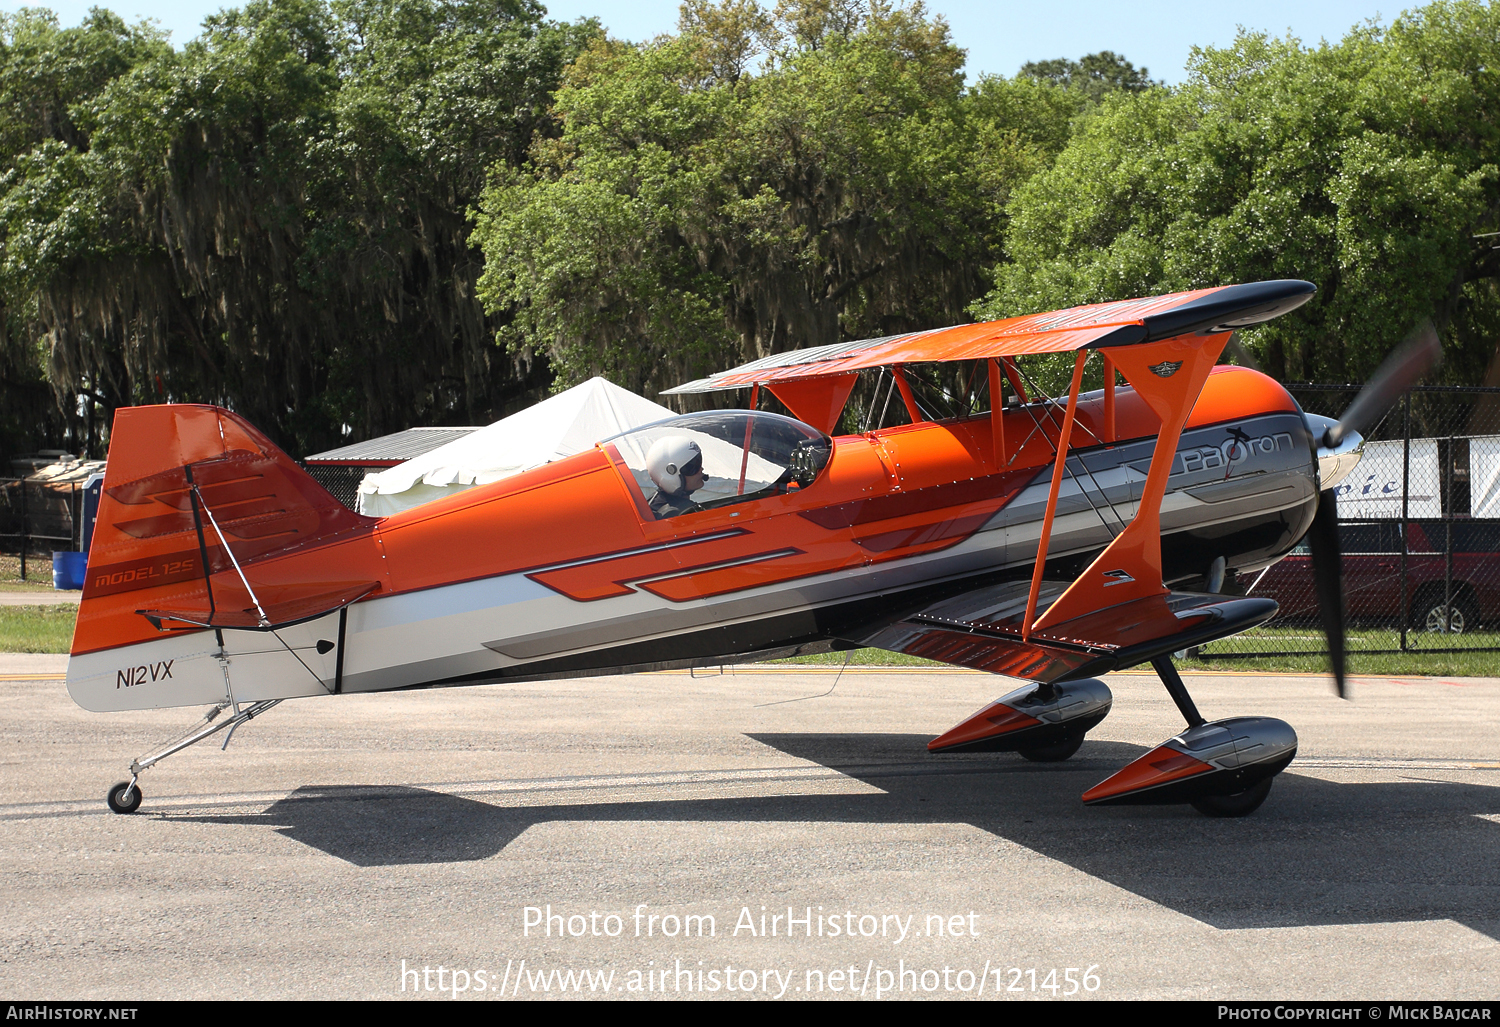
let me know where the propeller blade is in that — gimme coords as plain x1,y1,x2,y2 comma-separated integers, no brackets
1306,488,1347,697
1323,322,1442,449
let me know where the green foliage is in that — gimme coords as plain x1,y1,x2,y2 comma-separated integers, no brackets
4,0,1499,462
475,0,1076,398
0,7,165,158
0,0,590,457
979,1,1500,388
0,7,166,460
1019,50,1160,102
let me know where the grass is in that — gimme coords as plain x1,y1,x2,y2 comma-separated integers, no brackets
768,649,942,669
0,605,77,654
0,580,61,593
0,552,64,591
1187,624,1500,676
1181,650,1500,677
1196,624,1500,650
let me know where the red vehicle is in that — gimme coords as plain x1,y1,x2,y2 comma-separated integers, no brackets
1248,520,1500,633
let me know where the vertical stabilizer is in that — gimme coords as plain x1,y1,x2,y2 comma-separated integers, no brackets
72,404,380,658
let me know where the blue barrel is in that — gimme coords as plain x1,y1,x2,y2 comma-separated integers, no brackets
52,551,87,590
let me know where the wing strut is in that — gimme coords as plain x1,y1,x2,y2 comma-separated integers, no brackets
988,359,1005,466
737,384,759,495
1002,358,1028,403
1022,351,1088,639
1102,353,1117,442
1032,333,1230,631
1019,333,1230,639
892,366,923,423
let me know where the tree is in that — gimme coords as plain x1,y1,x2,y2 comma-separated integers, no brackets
474,0,1083,401
0,0,591,459
0,7,166,460
1019,50,1160,103
978,1,1500,388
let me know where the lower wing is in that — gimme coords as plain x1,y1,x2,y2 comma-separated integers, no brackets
846,581,1276,683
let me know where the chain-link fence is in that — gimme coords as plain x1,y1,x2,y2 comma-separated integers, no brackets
304,464,366,511
0,479,84,582
1199,385,1500,659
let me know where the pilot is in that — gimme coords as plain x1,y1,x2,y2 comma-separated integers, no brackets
646,436,709,518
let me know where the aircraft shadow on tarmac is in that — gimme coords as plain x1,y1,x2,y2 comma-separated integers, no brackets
177,734,1500,938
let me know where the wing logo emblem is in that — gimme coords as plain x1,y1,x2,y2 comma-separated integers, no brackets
1149,360,1184,378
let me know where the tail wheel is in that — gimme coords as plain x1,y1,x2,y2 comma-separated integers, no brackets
106,781,142,815
1190,776,1273,818
1412,587,1478,634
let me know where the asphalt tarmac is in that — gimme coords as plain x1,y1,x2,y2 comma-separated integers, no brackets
2,654,1497,1001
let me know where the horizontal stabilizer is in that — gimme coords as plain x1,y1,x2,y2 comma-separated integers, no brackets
850,582,1276,683
137,580,380,631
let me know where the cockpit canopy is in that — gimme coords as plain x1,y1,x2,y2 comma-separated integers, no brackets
604,411,831,516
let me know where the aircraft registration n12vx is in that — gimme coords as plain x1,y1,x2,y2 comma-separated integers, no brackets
67,279,1438,818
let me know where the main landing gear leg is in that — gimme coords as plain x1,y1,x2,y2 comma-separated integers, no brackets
1151,656,1204,728
1080,655,1298,817
104,698,283,814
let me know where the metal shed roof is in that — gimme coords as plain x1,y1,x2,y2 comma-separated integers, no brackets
303,427,481,467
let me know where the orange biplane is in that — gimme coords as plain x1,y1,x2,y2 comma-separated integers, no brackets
66,280,1436,817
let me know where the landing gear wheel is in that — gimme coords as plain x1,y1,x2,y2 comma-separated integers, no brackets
1017,731,1086,763
1190,775,1273,818
107,781,142,815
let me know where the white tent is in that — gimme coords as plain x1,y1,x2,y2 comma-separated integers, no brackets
358,377,675,516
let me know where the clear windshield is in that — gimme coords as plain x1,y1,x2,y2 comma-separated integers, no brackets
605,411,830,518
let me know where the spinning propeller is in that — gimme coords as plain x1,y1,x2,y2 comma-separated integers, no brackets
1304,323,1443,697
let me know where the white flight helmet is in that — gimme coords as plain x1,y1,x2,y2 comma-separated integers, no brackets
646,436,705,495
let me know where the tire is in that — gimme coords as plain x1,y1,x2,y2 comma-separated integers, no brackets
1190,776,1273,818
1412,587,1479,634
1017,731,1086,763
106,781,142,815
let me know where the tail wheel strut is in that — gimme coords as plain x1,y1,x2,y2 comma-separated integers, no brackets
103,698,283,814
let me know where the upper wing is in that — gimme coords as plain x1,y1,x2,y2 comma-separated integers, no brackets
679,279,1313,678
662,281,1314,394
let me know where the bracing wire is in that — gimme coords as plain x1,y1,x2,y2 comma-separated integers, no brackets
192,485,335,694
1010,355,1129,538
